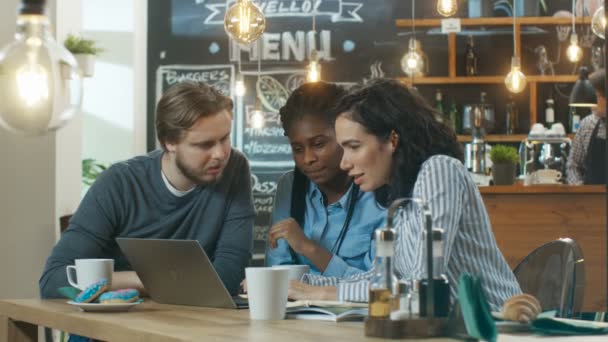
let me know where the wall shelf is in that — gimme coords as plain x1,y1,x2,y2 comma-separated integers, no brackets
395,16,592,28
399,75,577,85
395,16,587,132
457,134,575,143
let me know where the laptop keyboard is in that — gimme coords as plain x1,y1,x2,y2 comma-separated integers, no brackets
232,296,249,309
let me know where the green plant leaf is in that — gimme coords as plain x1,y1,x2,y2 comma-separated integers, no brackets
489,145,518,164
64,34,103,55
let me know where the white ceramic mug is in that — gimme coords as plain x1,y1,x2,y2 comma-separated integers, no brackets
246,267,289,320
534,169,562,183
271,264,310,281
66,259,114,290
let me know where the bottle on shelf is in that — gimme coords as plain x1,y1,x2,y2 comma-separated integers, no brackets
368,227,399,319
479,91,495,133
419,228,450,317
464,35,478,76
545,98,555,127
448,99,460,134
435,89,446,123
505,94,518,135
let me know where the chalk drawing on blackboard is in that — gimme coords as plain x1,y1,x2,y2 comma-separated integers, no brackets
235,69,303,168
155,64,234,102
343,40,356,53
285,73,307,92
256,75,290,112
362,60,385,84
209,42,221,54
202,0,364,25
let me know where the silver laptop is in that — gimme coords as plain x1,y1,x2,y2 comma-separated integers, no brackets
116,238,248,309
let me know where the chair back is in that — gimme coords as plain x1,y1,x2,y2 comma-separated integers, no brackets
513,238,585,318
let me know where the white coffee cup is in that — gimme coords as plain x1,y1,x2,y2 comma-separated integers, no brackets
271,264,310,281
66,259,114,290
246,267,289,320
534,169,562,184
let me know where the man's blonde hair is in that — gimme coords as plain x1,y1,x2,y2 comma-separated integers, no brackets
155,81,233,150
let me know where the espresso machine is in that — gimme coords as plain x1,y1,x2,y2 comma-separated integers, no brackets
518,136,571,182
464,100,494,175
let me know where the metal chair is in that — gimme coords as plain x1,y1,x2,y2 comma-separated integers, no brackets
513,238,585,318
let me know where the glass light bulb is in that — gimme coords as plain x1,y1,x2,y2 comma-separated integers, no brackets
592,6,606,39
566,33,583,62
307,60,321,82
224,0,266,44
0,15,82,135
250,109,265,129
437,0,458,17
235,75,246,97
306,49,321,82
505,57,527,93
401,38,424,76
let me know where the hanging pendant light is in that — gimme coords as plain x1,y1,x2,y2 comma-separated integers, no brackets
567,33,583,62
250,105,265,130
402,38,423,76
591,6,606,39
401,0,424,77
251,40,265,130
569,66,598,107
567,0,583,62
234,46,245,97
0,0,83,136
235,73,246,97
505,0,527,93
505,57,527,93
437,0,458,17
306,4,321,83
307,50,321,83
224,0,266,44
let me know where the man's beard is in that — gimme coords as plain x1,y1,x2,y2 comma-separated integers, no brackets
175,155,222,186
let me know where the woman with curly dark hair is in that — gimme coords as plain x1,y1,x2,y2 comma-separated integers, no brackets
289,79,521,310
265,82,385,277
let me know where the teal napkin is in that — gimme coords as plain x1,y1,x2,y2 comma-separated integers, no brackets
58,286,80,301
457,273,497,342
532,316,608,335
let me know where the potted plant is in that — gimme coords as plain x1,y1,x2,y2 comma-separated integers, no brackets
490,144,518,185
64,34,103,77
82,158,107,187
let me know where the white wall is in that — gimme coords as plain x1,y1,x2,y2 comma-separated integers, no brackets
81,0,147,166
0,0,83,298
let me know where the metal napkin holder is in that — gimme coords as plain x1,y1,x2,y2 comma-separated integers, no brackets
364,197,450,339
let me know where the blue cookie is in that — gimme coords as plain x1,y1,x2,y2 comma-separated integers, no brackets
74,279,109,303
99,289,139,304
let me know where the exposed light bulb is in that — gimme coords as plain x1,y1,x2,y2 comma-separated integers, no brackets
401,38,424,77
592,6,606,39
0,3,82,136
235,74,245,97
16,62,49,106
566,33,583,62
437,0,458,17
505,56,527,93
224,0,266,44
307,50,321,82
250,109,265,129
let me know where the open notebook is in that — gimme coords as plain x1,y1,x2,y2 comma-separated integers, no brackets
286,300,368,322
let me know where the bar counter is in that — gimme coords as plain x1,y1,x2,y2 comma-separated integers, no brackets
479,184,607,312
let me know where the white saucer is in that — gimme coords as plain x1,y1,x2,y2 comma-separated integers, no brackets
67,300,141,312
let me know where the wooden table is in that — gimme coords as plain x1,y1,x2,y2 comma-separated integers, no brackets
1,299,608,342
480,184,607,312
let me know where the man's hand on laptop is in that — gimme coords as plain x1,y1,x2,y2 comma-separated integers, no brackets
112,271,148,296
240,279,248,294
